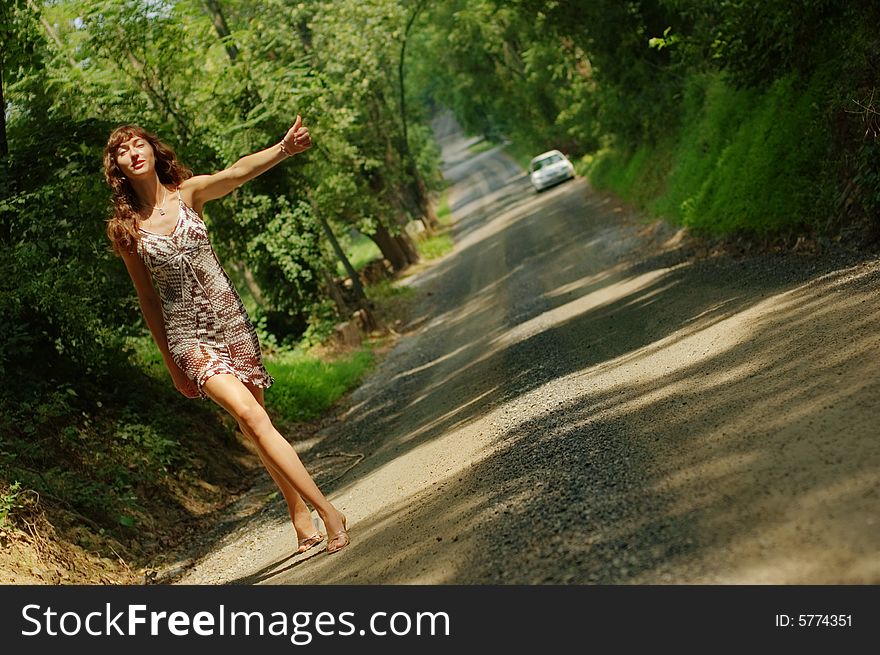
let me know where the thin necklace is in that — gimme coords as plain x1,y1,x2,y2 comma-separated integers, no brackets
151,186,168,216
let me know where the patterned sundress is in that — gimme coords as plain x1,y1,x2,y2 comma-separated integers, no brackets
136,189,274,398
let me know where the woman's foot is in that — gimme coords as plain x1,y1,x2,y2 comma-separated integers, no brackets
323,511,350,555
296,532,325,554
293,510,322,554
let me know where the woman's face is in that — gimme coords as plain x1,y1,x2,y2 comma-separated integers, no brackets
114,135,156,180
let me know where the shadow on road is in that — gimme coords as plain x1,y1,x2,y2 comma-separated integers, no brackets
240,113,880,584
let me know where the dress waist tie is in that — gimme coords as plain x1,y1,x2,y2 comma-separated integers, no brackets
154,245,223,339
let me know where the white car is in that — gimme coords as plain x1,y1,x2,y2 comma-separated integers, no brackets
529,150,575,191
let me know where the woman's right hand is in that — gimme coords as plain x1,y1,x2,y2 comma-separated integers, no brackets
281,115,312,155
168,362,200,398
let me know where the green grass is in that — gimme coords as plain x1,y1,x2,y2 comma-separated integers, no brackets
418,232,454,260
587,70,834,234
127,332,375,425
589,144,664,208
436,188,452,226
264,347,374,423
368,278,416,302
467,137,498,156
682,75,829,232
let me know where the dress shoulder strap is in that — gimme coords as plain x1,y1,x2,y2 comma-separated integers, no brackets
176,187,182,201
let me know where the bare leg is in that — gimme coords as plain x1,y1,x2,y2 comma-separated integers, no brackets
238,382,322,551
203,374,348,549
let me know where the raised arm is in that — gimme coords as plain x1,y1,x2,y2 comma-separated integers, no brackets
120,249,199,397
180,115,312,213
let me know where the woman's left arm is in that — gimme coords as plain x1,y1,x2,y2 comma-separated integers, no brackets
181,115,311,211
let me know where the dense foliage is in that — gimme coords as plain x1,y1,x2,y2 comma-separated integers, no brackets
410,0,879,235
0,0,441,546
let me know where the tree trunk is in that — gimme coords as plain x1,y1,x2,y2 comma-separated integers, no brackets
202,0,239,61
228,260,267,308
322,268,350,317
319,212,367,305
396,0,438,233
395,231,420,265
397,0,428,160
417,177,440,230
305,189,368,306
241,265,266,306
27,0,76,66
202,0,261,119
0,63,7,244
119,43,191,140
0,64,7,158
371,222,409,272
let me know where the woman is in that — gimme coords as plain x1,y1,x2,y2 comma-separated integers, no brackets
103,117,349,555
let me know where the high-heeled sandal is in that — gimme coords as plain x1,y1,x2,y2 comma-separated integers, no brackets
326,514,350,555
296,532,325,554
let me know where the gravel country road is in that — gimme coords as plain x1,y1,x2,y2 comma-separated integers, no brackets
177,113,880,585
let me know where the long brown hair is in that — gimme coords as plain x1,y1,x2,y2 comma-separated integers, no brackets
103,125,192,255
